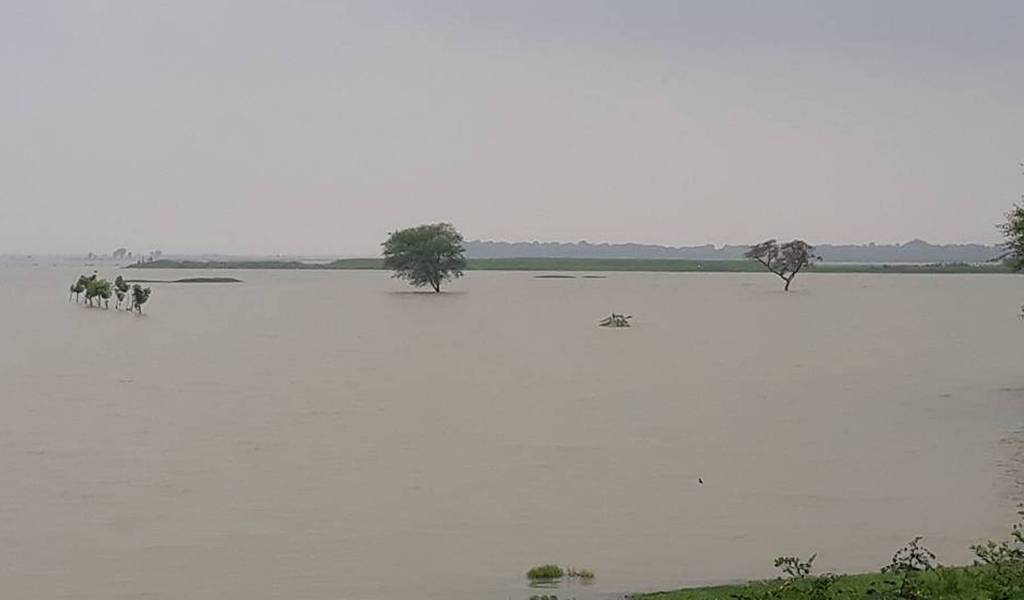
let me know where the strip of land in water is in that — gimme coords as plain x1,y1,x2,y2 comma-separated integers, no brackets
129,258,1013,274
124,277,243,283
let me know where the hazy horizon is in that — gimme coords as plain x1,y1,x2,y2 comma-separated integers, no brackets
0,237,1006,262
3,1,1022,255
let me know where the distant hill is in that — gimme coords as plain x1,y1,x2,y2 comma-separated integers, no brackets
465,239,1001,263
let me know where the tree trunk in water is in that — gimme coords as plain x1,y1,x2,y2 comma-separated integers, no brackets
784,276,793,291
432,280,440,293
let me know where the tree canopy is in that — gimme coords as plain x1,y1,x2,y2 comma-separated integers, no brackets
1000,203,1024,272
82,275,113,308
130,284,152,313
382,223,467,292
745,239,819,291
69,273,151,313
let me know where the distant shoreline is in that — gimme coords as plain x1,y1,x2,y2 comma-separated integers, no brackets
128,258,1014,275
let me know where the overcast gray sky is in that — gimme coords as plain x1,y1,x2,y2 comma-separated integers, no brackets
2,1,1021,256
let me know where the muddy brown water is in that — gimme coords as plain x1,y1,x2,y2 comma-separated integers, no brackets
1,267,1023,600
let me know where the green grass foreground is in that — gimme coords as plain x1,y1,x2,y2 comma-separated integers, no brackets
129,257,1013,274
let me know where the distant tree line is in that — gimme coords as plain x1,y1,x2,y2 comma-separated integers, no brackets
464,239,1000,263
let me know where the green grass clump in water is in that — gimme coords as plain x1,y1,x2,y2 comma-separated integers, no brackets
527,565,565,580
567,567,595,580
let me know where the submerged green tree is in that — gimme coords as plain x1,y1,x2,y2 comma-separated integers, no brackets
72,273,96,304
69,275,87,303
1000,185,1024,271
83,279,97,306
130,284,151,314
80,274,100,306
95,278,113,309
83,276,113,308
1000,163,1024,317
745,239,819,291
114,275,130,310
382,223,466,292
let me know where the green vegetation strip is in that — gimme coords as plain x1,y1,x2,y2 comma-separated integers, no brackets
130,258,1013,274
639,530,1024,600
641,565,1000,600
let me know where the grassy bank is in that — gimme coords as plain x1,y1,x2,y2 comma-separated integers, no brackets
637,527,1024,600
640,566,992,600
128,258,1014,274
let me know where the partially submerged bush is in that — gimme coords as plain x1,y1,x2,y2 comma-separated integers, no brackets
566,567,595,580
527,565,565,580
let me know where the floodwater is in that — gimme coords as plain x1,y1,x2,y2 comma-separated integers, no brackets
1,266,1023,600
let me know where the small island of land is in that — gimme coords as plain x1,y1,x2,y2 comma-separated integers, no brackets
125,277,244,283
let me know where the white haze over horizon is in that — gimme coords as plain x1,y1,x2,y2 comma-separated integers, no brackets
2,1,1022,256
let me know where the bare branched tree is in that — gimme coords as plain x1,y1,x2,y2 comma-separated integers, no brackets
745,239,819,291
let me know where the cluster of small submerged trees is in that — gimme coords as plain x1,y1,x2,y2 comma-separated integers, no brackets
69,273,151,314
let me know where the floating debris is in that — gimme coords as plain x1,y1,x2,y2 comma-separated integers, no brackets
598,313,632,327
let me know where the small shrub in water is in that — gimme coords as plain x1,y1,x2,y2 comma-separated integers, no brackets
527,565,565,580
566,567,595,580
